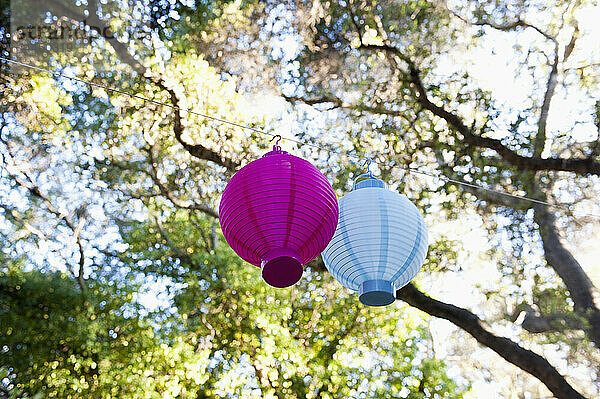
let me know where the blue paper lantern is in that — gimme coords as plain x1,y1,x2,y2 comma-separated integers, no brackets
322,174,429,306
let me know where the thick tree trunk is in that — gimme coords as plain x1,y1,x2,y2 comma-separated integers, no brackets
396,284,585,399
451,183,600,342
534,205,600,346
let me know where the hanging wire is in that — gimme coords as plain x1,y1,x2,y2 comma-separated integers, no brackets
1,56,599,220
0,57,313,148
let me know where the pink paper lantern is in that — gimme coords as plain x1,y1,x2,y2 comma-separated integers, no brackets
219,145,339,288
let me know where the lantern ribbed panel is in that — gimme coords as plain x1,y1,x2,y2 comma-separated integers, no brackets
322,183,428,298
219,149,339,287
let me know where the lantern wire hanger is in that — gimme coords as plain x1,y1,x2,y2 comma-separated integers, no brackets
2,56,600,220
354,158,388,190
362,159,373,178
270,134,283,152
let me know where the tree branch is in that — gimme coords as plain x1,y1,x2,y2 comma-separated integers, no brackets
282,94,408,117
534,48,559,157
449,9,555,42
534,204,600,345
149,79,240,171
1,141,87,293
563,23,579,61
473,20,554,42
146,147,219,218
357,43,600,176
396,284,585,399
282,94,344,108
346,1,364,45
518,309,585,333
45,0,240,171
0,203,48,240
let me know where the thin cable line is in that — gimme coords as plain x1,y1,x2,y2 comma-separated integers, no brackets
1,56,599,219
1,57,271,135
0,56,356,154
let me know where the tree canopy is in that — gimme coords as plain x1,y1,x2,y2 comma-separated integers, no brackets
1,0,600,398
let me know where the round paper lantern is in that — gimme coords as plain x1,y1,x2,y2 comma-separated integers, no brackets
322,175,428,306
219,144,339,288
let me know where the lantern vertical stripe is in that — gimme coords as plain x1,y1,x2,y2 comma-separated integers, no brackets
338,199,362,288
241,175,269,259
282,162,296,249
390,220,422,284
378,189,389,280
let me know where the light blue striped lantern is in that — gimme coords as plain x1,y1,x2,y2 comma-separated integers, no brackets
322,174,428,306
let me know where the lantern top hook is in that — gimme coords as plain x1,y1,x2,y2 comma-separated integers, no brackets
270,134,282,151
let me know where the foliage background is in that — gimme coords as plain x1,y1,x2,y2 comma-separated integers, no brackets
1,0,600,398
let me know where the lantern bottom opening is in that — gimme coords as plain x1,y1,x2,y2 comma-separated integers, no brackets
359,279,396,306
261,248,303,288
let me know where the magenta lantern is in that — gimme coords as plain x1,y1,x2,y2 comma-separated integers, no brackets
219,145,339,288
